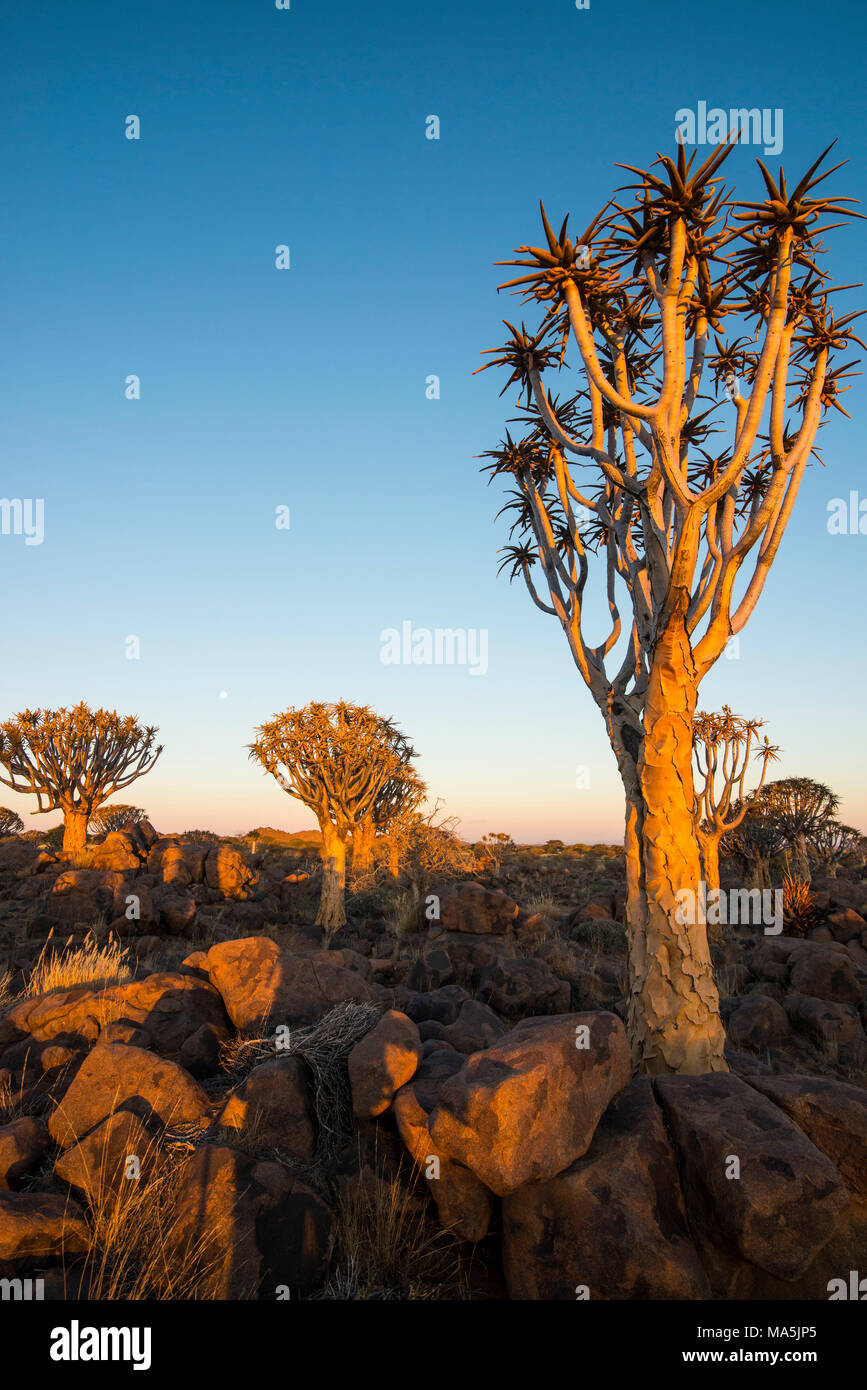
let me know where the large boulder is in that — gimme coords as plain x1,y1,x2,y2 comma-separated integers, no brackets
50,869,131,923
502,1079,710,1299
727,995,790,1050
477,956,571,1020
54,1110,155,1203
654,1072,849,1282
746,1074,867,1199
392,1050,494,1243
206,938,378,1031
7,972,230,1062
147,838,210,884
165,1144,333,1297
49,1042,211,1149
789,947,862,1007
204,846,257,900
87,832,143,874
429,1012,631,1196
217,1055,316,1159
439,883,519,935
347,1010,422,1118
0,1191,90,1261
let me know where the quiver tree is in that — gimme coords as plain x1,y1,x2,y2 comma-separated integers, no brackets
810,820,864,878
249,701,416,932
350,721,424,874
762,776,840,883
0,807,24,837
722,795,784,891
0,704,162,852
479,139,861,1074
480,831,515,875
90,804,148,836
692,705,779,933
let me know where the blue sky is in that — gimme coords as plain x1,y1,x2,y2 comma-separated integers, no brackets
1,0,865,841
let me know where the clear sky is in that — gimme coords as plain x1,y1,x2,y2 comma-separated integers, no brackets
2,0,865,842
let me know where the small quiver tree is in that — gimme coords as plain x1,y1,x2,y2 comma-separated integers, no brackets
0,704,162,852
761,777,840,884
810,820,864,878
249,701,415,934
692,705,779,938
350,720,424,875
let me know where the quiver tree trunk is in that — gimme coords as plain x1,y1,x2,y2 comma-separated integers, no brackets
62,807,89,853
316,822,347,936
617,608,728,1076
352,817,376,873
387,840,400,879
698,831,724,946
792,832,812,884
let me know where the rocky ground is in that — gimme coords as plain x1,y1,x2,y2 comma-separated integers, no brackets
0,824,865,1300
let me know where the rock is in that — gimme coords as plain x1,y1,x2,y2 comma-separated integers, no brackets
50,869,130,923
746,1074,867,1199
789,947,862,1006
204,846,257,900
410,947,455,992
654,1072,849,1281
178,1022,226,1078
392,1052,494,1242
441,1000,507,1053
727,995,790,1049
88,832,142,874
402,984,471,1027
0,1191,90,1261
157,890,198,934
7,972,230,1062
439,883,519,935
49,1042,211,1150
0,1117,50,1191
54,1110,154,1203
206,937,378,1032
165,1144,333,1297
785,995,865,1048
514,911,557,944
217,1055,316,1160
502,1079,709,1299
347,1010,422,1118
429,1012,632,1196
147,839,209,884
477,956,571,1019
826,909,867,943
99,1021,152,1048
571,893,617,923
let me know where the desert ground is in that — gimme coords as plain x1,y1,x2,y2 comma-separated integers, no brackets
1,819,865,1301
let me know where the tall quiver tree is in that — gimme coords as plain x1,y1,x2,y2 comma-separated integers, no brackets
351,720,424,873
480,139,862,1074
0,704,162,852
692,706,779,939
763,776,840,883
249,701,414,932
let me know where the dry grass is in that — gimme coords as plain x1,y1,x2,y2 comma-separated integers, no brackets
22,928,133,998
68,1145,228,1300
312,1149,469,1300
